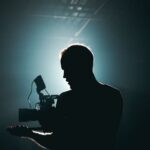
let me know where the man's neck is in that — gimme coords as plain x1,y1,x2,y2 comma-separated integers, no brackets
74,73,98,91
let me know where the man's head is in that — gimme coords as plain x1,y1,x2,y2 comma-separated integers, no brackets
60,44,94,89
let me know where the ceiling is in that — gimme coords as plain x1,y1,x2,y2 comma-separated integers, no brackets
25,0,109,43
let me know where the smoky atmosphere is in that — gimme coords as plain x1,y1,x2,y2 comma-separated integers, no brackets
0,0,150,150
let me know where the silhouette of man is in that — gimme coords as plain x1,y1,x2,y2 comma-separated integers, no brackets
7,44,123,150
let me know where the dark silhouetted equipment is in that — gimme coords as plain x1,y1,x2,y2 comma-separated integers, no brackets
19,75,58,131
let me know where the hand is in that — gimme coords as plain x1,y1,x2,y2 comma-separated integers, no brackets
7,125,32,137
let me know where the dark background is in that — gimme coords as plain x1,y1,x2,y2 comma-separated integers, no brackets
0,0,150,150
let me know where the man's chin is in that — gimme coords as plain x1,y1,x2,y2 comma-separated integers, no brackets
69,84,79,90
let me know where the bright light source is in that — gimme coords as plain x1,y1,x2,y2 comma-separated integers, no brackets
73,12,79,17
68,6,74,10
77,6,82,11
70,0,79,5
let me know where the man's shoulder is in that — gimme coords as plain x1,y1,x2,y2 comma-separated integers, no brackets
59,90,73,99
59,83,121,96
98,82,121,96
57,90,74,107
98,83,123,108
